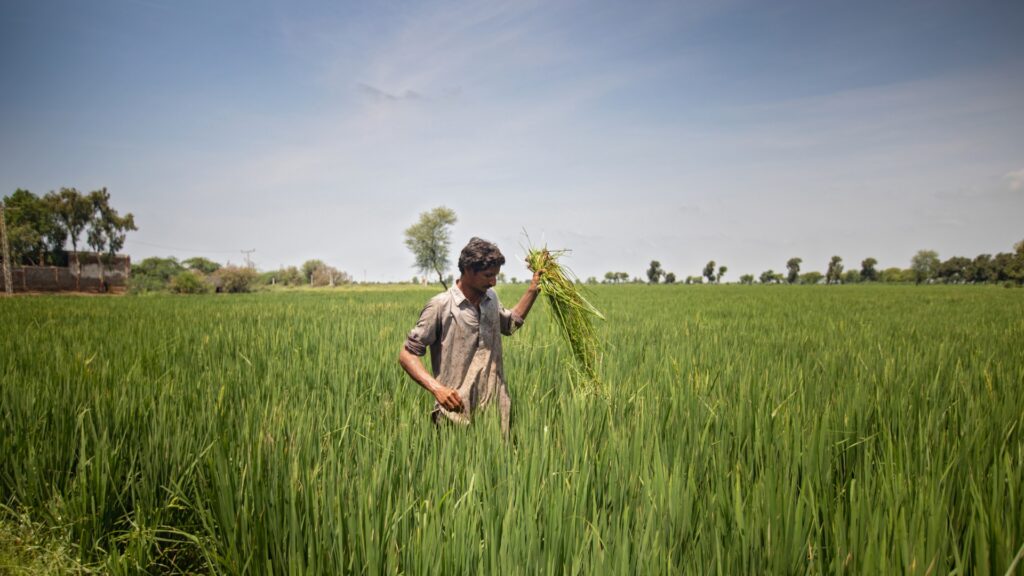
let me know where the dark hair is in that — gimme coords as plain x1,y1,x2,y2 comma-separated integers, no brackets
458,237,506,273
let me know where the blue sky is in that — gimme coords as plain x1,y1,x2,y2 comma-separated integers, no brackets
2,0,1023,281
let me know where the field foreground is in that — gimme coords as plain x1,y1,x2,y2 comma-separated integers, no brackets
1,285,1023,574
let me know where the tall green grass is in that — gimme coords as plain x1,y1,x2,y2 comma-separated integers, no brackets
1,285,1022,574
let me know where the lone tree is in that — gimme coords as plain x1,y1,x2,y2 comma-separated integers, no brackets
717,265,727,283
703,260,716,283
404,206,457,290
786,257,802,284
646,260,664,284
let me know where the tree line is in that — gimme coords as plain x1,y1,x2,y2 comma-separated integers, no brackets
129,256,352,294
627,242,1024,286
12,194,1012,292
2,188,137,289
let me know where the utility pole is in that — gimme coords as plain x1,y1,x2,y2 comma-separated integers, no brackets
241,249,255,269
0,204,13,295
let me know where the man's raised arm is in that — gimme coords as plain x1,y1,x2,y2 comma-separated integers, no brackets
511,268,543,321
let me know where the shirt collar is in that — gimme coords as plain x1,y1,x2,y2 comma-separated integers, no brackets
449,284,467,306
450,283,492,307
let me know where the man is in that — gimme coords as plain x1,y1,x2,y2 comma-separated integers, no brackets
399,237,542,436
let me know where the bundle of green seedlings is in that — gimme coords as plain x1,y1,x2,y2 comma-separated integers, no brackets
526,247,605,393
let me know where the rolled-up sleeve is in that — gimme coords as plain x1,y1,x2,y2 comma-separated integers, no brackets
499,307,524,336
405,299,440,356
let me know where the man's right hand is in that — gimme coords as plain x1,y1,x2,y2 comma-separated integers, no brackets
433,385,464,412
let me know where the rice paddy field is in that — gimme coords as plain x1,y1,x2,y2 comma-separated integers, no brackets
1,285,1023,574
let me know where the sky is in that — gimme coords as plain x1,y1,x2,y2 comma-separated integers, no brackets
2,0,1023,282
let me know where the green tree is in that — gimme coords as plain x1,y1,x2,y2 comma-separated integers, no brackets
786,257,802,284
992,252,1022,283
800,271,824,285
664,272,676,284
170,270,211,294
404,207,457,289
284,269,300,286
85,188,137,289
603,271,629,284
266,266,303,286
311,264,352,287
968,254,994,283
717,265,727,283
646,260,664,284
879,267,909,283
826,256,844,285
215,265,258,293
183,257,222,275
910,250,939,284
1,189,62,265
703,260,716,283
760,269,781,284
1011,240,1024,284
301,259,326,285
860,257,879,282
842,269,861,284
47,188,93,288
129,257,185,293
937,256,971,284
739,274,754,285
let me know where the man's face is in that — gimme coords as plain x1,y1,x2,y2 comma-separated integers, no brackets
463,265,500,294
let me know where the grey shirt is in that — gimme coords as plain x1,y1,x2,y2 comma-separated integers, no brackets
404,285,524,430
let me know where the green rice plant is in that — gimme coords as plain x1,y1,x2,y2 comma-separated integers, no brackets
1,285,1023,573
525,247,605,394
